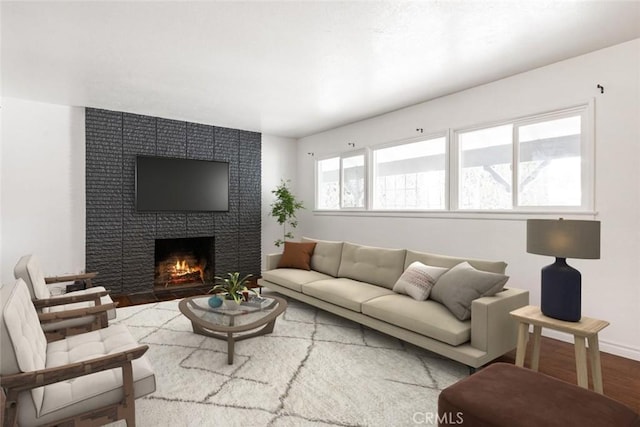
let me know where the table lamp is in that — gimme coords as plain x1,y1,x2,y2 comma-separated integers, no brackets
526,219,600,322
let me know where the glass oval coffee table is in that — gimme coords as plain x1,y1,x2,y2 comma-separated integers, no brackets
179,295,287,364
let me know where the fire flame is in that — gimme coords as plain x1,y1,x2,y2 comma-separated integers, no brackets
170,259,203,280
175,260,188,272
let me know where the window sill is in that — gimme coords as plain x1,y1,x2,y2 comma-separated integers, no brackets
312,209,598,221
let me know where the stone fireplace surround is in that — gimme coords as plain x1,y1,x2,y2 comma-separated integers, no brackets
85,108,261,296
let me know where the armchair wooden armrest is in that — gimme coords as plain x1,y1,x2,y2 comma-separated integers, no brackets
45,272,98,287
35,298,117,341
38,303,118,324
1,345,147,427
32,290,109,309
0,345,147,392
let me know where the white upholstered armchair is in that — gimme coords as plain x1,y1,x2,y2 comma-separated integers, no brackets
0,279,156,426
14,255,117,340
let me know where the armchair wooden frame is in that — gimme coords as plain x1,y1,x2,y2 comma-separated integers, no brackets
1,345,148,427
44,272,98,288
33,291,118,341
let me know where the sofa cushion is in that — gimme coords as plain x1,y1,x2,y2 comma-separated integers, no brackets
431,262,509,321
362,294,471,346
337,242,406,289
393,262,449,301
302,237,344,277
405,250,507,274
302,278,395,312
262,269,334,293
277,241,317,270
42,324,156,412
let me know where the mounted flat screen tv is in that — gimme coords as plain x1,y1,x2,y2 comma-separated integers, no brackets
135,156,229,212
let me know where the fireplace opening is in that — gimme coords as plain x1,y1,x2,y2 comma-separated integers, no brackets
154,237,214,289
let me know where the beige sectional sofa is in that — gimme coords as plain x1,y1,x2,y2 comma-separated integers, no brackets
258,239,529,369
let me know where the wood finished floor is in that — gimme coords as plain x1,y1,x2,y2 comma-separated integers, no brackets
114,292,640,414
494,337,639,413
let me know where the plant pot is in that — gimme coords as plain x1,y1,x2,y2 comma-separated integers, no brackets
223,299,241,310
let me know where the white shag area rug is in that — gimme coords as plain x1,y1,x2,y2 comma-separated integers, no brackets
113,290,468,427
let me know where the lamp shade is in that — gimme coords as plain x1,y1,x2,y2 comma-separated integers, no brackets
527,219,600,259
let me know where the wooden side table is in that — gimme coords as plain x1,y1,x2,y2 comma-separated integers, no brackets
510,305,609,394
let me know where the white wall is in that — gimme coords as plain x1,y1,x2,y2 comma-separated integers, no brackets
1,97,86,284
296,39,640,360
0,102,3,282
0,102,3,284
261,134,298,268
0,99,299,281
0,5,4,282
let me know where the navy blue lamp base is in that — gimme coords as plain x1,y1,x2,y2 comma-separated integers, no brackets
541,258,581,322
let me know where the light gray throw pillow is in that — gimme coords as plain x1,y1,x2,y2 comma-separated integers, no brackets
431,262,509,321
392,261,448,301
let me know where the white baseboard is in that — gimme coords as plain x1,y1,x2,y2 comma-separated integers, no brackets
542,329,640,361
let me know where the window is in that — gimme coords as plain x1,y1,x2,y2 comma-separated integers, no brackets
341,154,366,208
372,136,447,209
454,106,591,211
315,104,592,214
457,125,513,210
517,116,582,207
316,157,339,209
316,151,366,209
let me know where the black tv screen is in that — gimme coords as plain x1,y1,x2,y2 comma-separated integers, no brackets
135,156,229,212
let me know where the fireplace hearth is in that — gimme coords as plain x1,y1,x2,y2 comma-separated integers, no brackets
154,237,214,290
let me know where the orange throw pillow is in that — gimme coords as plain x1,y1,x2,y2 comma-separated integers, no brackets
277,241,317,270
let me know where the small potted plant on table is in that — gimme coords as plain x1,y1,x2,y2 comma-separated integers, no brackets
209,272,256,310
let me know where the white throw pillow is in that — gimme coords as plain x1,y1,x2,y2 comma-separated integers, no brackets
393,261,448,301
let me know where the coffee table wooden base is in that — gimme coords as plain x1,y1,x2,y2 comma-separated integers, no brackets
190,318,278,364
179,295,287,365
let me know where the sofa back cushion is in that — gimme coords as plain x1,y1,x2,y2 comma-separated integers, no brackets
337,242,406,289
405,250,507,274
302,237,344,277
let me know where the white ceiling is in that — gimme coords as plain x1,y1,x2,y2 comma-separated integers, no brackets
2,1,639,138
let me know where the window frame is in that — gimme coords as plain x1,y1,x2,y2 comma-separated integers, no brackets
314,155,340,210
449,123,515,212
451,103,594,212
315,149,368,211
512,105,594,212
313,101,595,216
369,132,449,211
340,149,368,210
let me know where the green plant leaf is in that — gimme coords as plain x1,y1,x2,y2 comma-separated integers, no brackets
270,179,305,246
209,272,253,295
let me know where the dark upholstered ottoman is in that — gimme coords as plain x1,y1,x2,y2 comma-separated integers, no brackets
438,362,640,427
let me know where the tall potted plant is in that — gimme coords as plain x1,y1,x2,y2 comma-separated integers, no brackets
270,179,304,247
